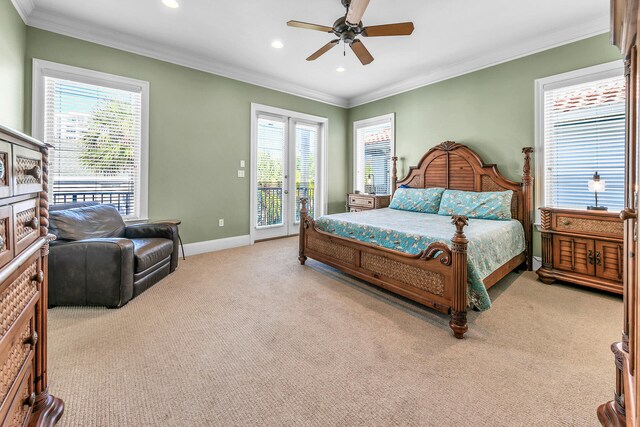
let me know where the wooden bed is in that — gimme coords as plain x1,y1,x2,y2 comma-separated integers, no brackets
298,141,533,339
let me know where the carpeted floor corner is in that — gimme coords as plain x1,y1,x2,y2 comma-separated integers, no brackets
47,237,622,426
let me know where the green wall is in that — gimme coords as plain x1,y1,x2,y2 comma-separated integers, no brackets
348,34,622,256
0,1,26,131
24,28,349,245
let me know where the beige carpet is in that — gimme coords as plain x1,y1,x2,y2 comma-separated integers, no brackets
47,237,622,426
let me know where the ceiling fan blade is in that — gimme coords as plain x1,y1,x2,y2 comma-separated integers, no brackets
287,20,333,33
346,0,371,25
363,22,415,37
350,40,374,65
307,40,340,61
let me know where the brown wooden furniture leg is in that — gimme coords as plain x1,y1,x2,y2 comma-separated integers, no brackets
450,215,469,339
298,198,307,265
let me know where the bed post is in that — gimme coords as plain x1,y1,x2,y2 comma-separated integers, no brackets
391,156,398,197
299,198,308,265
522,147,534,271
450,215,469,339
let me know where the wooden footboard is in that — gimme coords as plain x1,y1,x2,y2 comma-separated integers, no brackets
298,198,471,338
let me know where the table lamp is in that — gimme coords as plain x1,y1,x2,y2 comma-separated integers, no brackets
587,171,607,211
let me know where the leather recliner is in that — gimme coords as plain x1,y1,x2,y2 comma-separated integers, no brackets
48,202,179,307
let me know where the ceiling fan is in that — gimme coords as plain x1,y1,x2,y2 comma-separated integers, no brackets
287,0,414,65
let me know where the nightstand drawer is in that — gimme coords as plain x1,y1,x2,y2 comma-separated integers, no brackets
553,213,623,238
348,195,375,208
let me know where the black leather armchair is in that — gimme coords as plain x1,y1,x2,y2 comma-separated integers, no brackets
48,202,179,307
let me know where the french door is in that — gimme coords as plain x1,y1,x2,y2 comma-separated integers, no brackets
251,105,326,242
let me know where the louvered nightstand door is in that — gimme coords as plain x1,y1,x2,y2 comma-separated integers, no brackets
595,240,624,282
552,235,595,276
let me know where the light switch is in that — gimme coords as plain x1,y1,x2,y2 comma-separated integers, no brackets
240,160,245,168
238,170,245,178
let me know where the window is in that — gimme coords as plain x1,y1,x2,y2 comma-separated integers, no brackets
32,59,149,221
353,113,395,195
535,61,625,217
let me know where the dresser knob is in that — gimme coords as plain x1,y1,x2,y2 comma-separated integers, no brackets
25,165,41,180
24,392,36,407
27,217,39,230
23,331,38,347
32,271,44,283
560,218,571,226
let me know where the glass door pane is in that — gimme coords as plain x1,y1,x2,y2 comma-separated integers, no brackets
256,116,287,229
294,122,318,224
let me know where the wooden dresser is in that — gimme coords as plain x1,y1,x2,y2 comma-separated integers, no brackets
346,193,391,212
536,207,623,294
0,125,63,426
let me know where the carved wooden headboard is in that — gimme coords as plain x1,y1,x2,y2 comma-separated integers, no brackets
392,141,534,268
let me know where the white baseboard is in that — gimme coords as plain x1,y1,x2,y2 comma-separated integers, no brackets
182,235,251,257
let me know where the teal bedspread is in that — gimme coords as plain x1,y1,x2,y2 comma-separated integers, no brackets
314,208,525,311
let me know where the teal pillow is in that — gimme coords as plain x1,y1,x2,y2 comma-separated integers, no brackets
437,189,513,220
389,188,445,213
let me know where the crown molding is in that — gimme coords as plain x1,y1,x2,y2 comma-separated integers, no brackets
10,0,35,23
22,7,350,108
346,16,610,107
14,0,610,110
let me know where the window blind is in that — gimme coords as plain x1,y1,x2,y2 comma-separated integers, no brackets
355,120,393,195
295,122,318,221
543,75,625,212
44,76,143,218
256,116,286,227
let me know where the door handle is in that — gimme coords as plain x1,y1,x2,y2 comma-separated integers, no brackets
595,251,602,266
284,190,289,194
620,208,637,221
588,250,594,265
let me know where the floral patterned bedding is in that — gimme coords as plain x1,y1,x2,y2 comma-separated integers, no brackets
314,208,525,311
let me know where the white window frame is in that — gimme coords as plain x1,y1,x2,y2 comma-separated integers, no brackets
534,60,624,222
32,59,150,222
353,113,396,194
249,103,329,244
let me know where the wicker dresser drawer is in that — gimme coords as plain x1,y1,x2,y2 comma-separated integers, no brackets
12,200,39,257
0,206,14,269
0,259,39,343
0,141,12,199
0,314,35,416
1,360,34,427
552,212,623,238
12,145,42,196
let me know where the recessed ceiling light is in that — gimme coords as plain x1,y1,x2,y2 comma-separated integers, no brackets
336,67,346,73
271,40,284,49
162,0,179,9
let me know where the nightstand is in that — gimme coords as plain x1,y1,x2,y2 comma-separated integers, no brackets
536,207,623,294
346,193,391,212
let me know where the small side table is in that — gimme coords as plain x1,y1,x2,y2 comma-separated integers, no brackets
157,219,185,260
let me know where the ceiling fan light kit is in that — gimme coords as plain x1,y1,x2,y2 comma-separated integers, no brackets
287,0,414,66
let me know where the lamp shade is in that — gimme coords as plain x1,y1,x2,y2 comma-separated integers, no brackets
588,171,606,193
588,179,606,192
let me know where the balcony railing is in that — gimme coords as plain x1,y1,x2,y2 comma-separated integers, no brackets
256,182,314,227
52,179,134,216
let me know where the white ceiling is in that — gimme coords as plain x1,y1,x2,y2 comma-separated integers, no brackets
13,0,609,107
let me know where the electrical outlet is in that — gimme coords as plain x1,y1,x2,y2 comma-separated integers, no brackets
240,160,245,168
219,219,224,227
238,170,245,178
